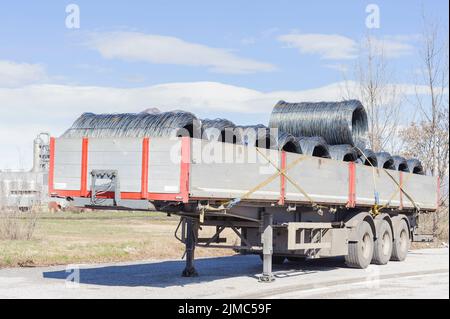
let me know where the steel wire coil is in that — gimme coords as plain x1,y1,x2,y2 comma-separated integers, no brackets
61,111,201,138
328,144,359,162
234,125,278,150
277,132,302,154
297,136,331,158
269,100,368,149
375,152,395,170
406,159,425,175
392,156,409,172
355,149,378,167
201,118,242,144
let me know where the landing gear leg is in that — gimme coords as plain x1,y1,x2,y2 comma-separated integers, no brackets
260,210,275,282
182,218,199,277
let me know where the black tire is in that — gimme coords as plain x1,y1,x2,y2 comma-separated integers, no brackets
372,220,393,265
259,254,286,265
345,221,374,269
286,256,306,263
391,220,410,261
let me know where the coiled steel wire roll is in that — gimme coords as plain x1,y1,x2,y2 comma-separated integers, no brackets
62,111,201,138
277,132,302,154
406,159,425,175
392,156,409,172
269,100,369,149
328,145,359,162
355,149,378,167
298,137,330,158
375,152,395,170
235,125,278,150
201,118,242,144
61,109,422,177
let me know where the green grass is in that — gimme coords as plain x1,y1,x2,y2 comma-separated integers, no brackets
0,210,235,268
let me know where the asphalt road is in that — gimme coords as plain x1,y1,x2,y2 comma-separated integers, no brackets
0,248,448,299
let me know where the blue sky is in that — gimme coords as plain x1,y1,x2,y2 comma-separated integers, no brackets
0,0,448,168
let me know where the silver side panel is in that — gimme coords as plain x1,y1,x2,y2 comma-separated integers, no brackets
54,137,182,194
87,138,142,192
402,172,437,209
148,138,181,193
54,138,82,190
355,167,400,207
355,166,438,209
190,141,437,209
284,154,348,205
52,137,438,210
190,141,281,200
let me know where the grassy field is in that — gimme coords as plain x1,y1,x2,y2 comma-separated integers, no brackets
0,210,237,268
1,209,447,268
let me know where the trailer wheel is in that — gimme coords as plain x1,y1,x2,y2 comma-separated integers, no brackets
259,254,286,265
390,220,410,261
372,220,393,265
345,221,374,269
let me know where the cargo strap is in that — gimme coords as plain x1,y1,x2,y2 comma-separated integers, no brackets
353,146,379,205
222,148,325,212
255,148,326,211
352,146,419,215
380,169,419,212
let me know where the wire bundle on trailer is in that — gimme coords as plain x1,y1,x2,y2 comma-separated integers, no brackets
201,118,241,144
328,145,359,162
61,111,201,138
234,124,278,150
277,132,302,154
375,152,395,170
406,159,425,175
392,156,409,172
356,149,378,167
269,100,369,150
298,137,330,158
60,100,425,175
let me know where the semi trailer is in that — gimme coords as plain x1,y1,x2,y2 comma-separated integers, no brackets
48,135,438,281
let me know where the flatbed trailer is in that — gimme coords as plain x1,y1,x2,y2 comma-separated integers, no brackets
49,136,439,281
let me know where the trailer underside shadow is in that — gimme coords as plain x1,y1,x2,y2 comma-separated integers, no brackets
42,255,343,288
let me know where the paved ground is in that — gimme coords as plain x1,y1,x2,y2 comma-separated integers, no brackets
0,248,448,299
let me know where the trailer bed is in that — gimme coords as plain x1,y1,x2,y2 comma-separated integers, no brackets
49,136,438,211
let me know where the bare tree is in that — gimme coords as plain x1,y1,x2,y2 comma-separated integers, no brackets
401,10,449,240
341,35,403,153
411,11,449,176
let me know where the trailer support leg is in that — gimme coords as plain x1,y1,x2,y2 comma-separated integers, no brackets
260,211,275,282
182,218,199,277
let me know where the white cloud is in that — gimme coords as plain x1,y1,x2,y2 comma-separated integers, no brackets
88,32,276,74
278,33,417,60
0,80,442,169
278,33,358,60
0,60,47,87
75,63,112,74
240,27,280,46
323,63,349,73
364,36,415,58
240,37,257,45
